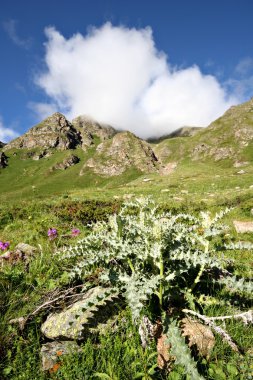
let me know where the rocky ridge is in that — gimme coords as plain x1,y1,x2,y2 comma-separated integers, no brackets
2,98,253,179
3,112,165,177
81,131,160,176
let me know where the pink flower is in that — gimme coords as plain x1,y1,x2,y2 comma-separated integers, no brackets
71,228,80,237
47,228,58,240
0,241,10,251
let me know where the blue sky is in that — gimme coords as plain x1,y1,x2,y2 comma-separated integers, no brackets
1,0,253,141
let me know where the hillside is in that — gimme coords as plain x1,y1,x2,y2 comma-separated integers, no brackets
154,98,253,165
1,99,253,203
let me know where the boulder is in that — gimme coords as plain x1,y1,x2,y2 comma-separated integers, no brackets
41,286,118,340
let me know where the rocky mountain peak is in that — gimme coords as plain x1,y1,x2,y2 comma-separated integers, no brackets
3,113,81,151
72,115,116,150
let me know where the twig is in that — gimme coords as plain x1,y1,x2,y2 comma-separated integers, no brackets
9,284,87,330
182,308,242,353
209,310,253,324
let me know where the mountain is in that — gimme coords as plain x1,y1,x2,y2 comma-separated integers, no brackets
3,112,161,176
1,98,253,200
154,98,253,165
0,141,6,148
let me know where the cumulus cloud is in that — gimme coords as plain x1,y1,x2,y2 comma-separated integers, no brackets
34,23,239,138
3,19,32,49
0,117,19,143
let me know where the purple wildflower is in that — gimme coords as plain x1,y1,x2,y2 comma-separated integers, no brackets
0,241,10,251
47,228,58,240
71,228,80,237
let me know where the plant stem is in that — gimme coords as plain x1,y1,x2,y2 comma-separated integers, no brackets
159,253,164,309
190,241,209,293
127,258,135,273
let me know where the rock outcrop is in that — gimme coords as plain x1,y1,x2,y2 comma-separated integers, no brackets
4,113,80,151
52,155,80,170
81,131,160,176
0,141,6,149
72,115,116,150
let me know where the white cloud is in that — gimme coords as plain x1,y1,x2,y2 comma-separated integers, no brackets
34,23,239,139
3,19,32,49
0,117,19,143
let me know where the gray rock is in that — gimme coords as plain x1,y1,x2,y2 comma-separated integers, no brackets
41,286,118,340
41,341,81,371
52,154,80,170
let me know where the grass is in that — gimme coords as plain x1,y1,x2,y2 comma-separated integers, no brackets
0,127,253,378
0,194,252,379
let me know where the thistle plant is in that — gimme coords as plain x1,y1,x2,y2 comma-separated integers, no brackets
63,197,252,378
65,198,229,316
